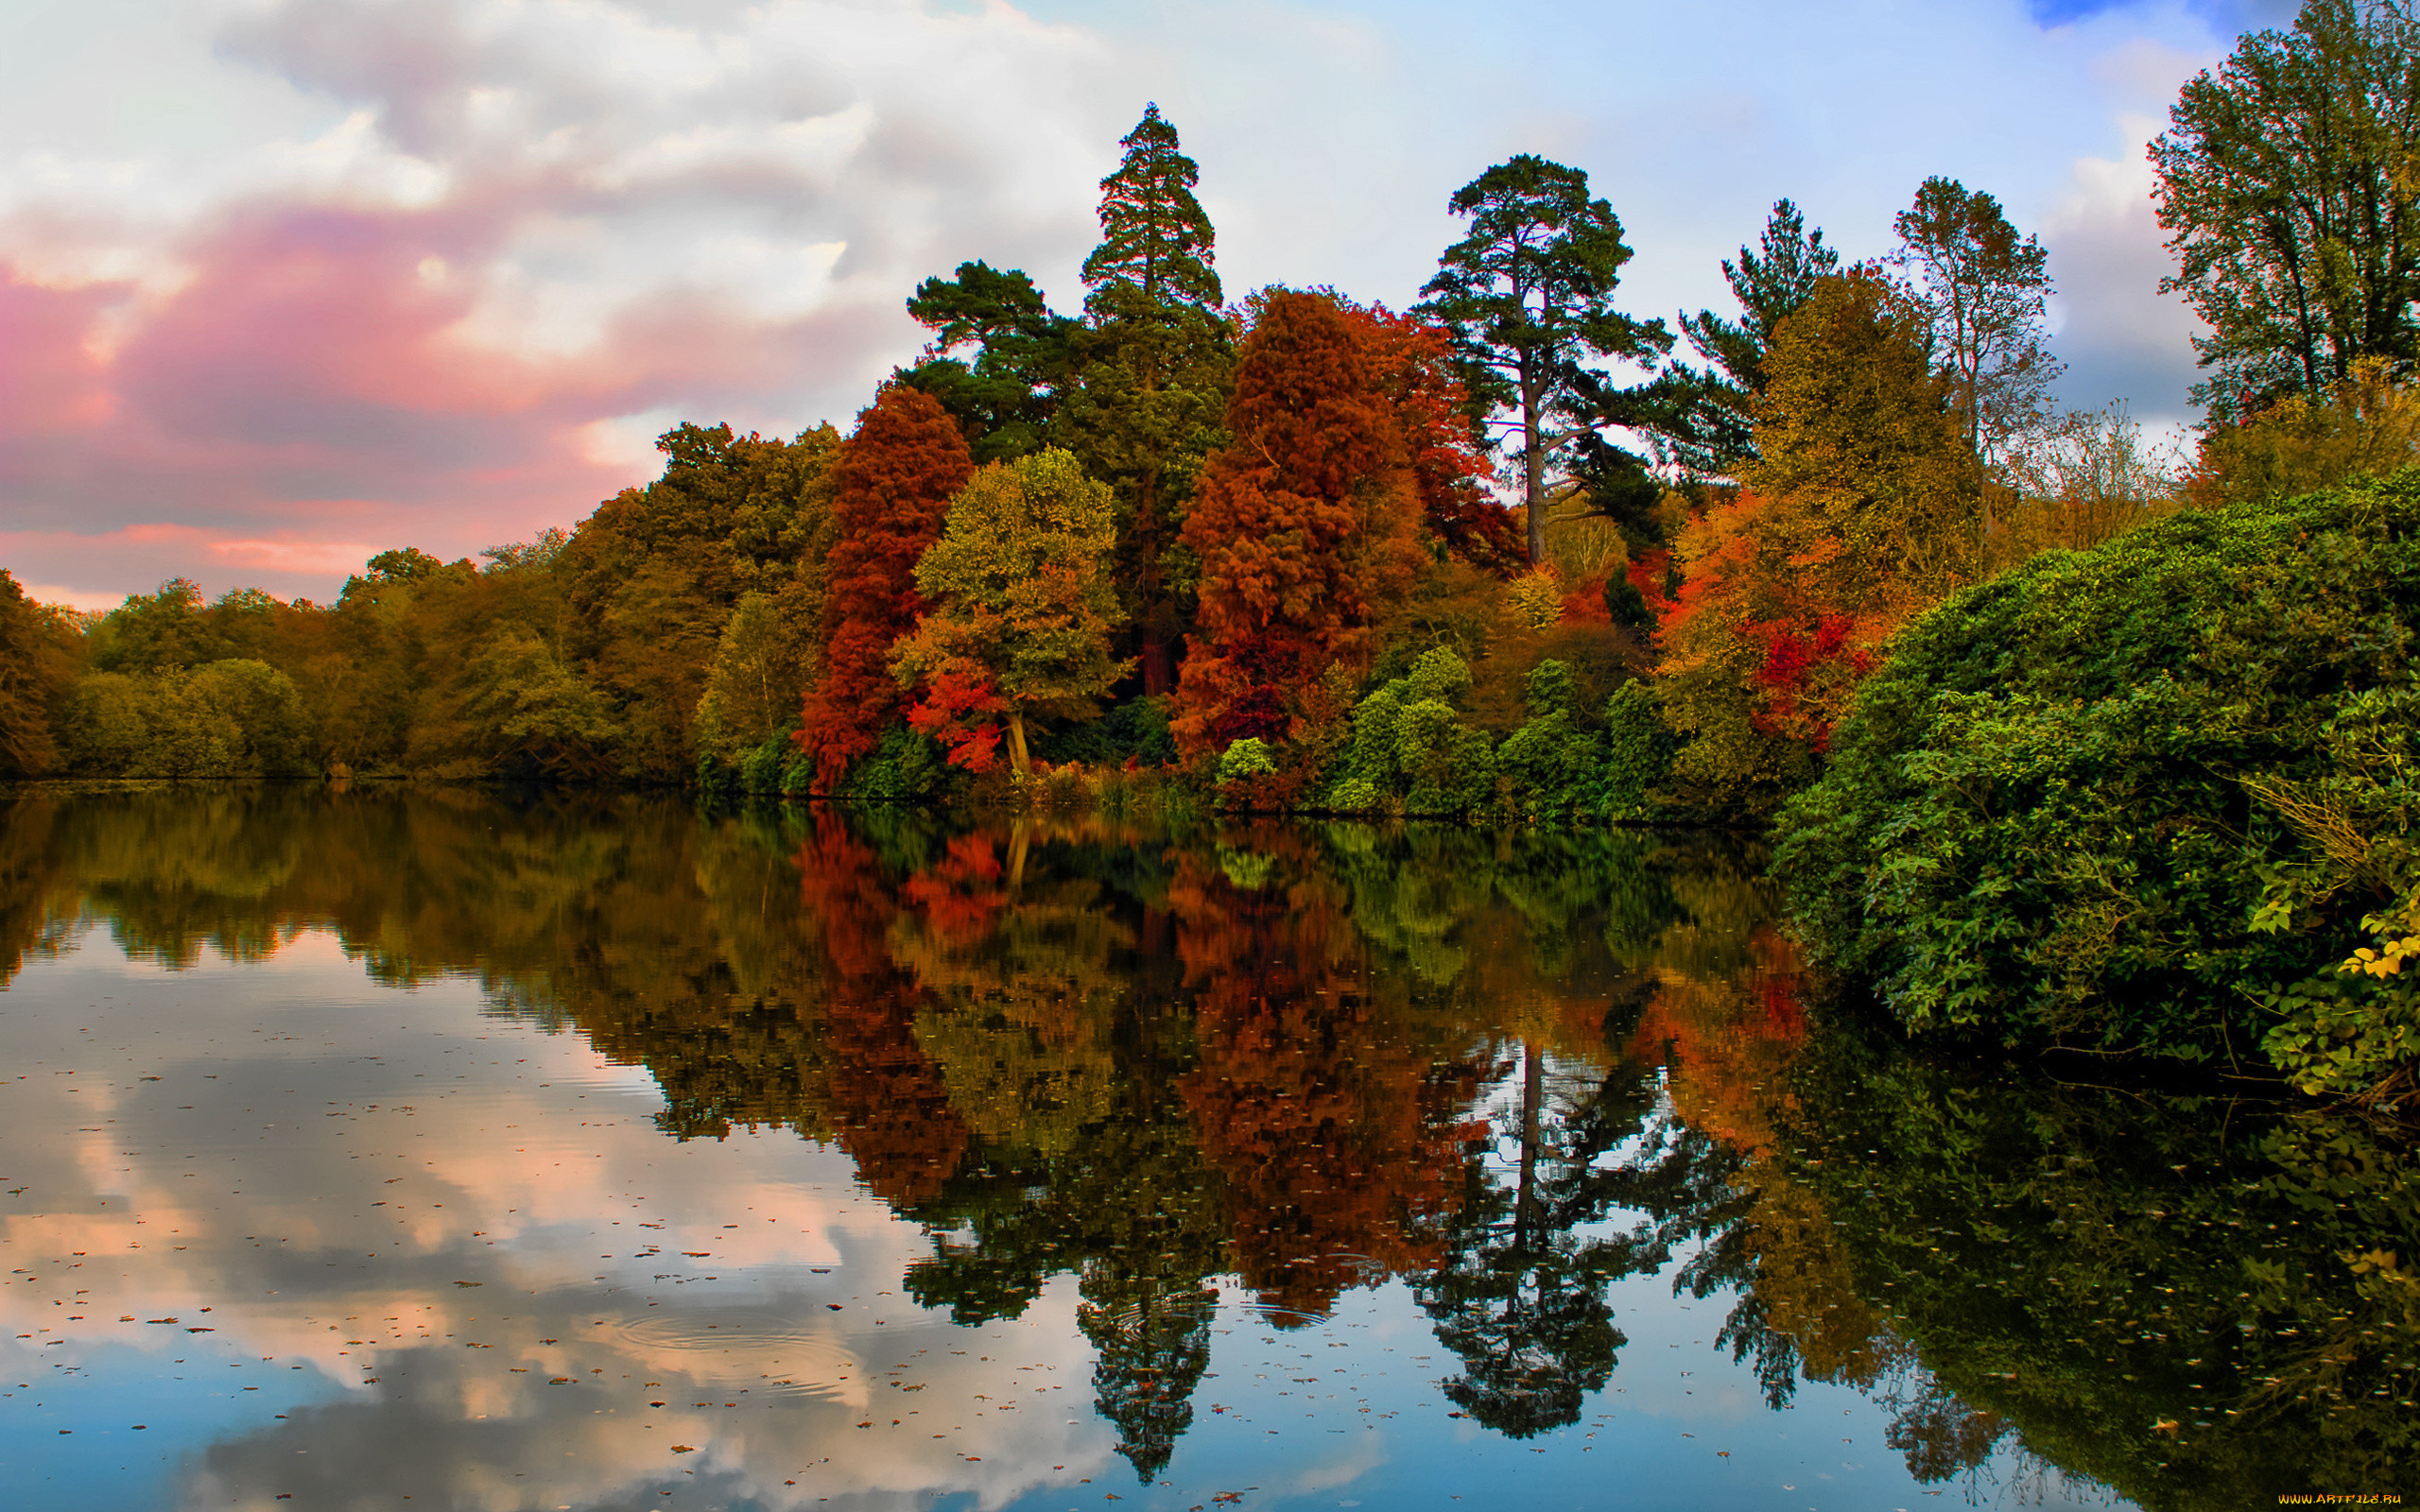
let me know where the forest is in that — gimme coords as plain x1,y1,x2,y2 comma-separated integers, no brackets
1,0,2416,1098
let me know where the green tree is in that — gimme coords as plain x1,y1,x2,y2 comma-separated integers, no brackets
1420,155,1670,565
1891,177,2060,465
899,261,1082,463
1059,104,1236,696
1668,198,1841,475
2152,0,2420,418
890,448,1132,775
1080,102,1222,314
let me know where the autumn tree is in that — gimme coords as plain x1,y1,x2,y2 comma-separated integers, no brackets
1058,103,1236,695
889,448,1131,775
1891,178,2059,465
1420,155,1670,565
2152,0,2420,418
0,571,80,777
796,384,975,791
1658,268,1981,809
1172,289,1430,759
559,421,839,779
1667,199,1842,475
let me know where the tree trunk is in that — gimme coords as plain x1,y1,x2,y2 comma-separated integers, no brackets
1521,363,1547,568
1008,708,1031,776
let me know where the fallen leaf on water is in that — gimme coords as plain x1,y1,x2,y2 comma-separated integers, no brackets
670,1445,697,1453
453,1281,481,1289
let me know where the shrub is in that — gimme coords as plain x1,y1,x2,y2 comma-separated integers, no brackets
1773,474,2420,1089
839,726,956,800
1597,681,1674,821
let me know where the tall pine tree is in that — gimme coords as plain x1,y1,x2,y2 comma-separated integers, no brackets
1420,155,1669,566
1059,103,1236,696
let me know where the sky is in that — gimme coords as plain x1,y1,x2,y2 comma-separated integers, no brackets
0,0,2301,609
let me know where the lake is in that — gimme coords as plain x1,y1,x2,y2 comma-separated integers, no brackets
1,788,2411,1511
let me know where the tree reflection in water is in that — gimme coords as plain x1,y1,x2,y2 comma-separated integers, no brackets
2,785,2413,1503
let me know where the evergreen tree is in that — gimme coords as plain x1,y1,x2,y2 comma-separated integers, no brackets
1061,103,1236,695
1420,155,1671,566
898,261,1082,463
1665,198,1841,475
1080,103,1222,314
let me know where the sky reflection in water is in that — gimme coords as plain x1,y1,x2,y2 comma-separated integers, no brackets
1,789,2409,1511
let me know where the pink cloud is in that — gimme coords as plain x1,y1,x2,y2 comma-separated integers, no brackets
0,0,1122,606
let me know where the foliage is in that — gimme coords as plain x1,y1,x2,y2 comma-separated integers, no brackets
1058,104,1235,696
59,659,315,779
1668,198,1841,476
2187,355,2420,509
890,448,1132,774
561,421,838,780
1658,269,1981,813
798,384,975,791
1080,103,1222,315
0,571,79,777
1172,289,1428,757
2152,0,2420,418
1997,400,2184,558
899,261,1082,463
1773,474,2420,1085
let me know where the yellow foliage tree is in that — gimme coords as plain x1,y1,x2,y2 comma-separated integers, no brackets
890,448,1132,775
1658,269,1982,808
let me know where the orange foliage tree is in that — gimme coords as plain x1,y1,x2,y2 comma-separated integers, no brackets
1657,268,1981,807
1171,290,1438,759
795,383,975,790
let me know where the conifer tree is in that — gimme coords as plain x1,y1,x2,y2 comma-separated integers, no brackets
796,384,975,791
1060,103,1236,696
1080,103,1222,314
898,261,1082,463
1668,199,1841,474
1420,155,1669,566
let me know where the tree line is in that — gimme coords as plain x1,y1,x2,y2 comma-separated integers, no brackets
5,0,2418,832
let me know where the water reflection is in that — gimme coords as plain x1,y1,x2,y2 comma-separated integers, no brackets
0,788,2412,1509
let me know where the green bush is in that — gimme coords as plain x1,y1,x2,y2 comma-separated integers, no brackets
1773,474,2420,1087
1597,681,1673,820
1496,662,1599,817
839,726,955,801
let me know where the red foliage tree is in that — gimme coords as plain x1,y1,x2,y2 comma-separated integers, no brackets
1358,308,1522,573
1172,290,1432,757
796,383,975,790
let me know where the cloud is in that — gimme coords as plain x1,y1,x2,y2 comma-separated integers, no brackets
0,0,1128,602
2041,113,2210,423
0,0,2288,603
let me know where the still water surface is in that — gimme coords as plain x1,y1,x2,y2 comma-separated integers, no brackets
1,790,2412,1511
